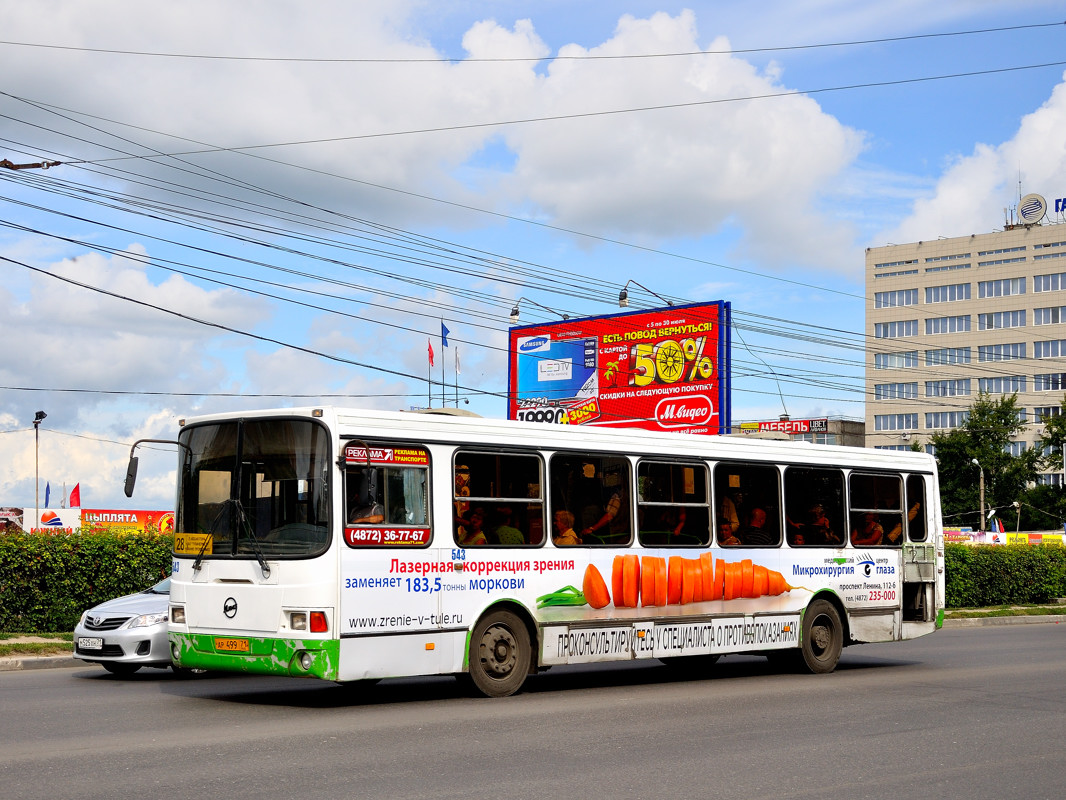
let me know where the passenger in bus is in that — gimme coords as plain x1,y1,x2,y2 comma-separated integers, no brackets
582,488,621,540
492,506,525,545
734,507,776,546
851,512,884,546
349,472,385,525
884,501,921,545
719,494,741,535
457,507,488,547
788,503,840,546
553,509,580,546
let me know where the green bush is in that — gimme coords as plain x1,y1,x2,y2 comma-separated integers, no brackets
945,543,1066,607
0,530,173,632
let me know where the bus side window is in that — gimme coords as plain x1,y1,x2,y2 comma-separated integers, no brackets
714,462,782,547
905,475,926,542
549,453,632,546
848,473,904,547
453,450,544,547
637,461,711,547
784,466,845,547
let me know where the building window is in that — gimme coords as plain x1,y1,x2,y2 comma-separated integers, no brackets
875,259,919,269
1035,373,1066,391
925,315,970,335
978,257,1027,267
1034,241,1066,251
978,246,1026,256
925,283,971,303
925,411,969,429
925,379,970,397
875,414,918,432
1033,272,1066,292
978,343,1026,361
874,351,918,369
875,289,918,308
925,263,971,273
925,347,971,366
1037,474,1064,487
1035,406,1062,422
874,269,919,278
926,253,971,262
876,382,918,400
1034,306,1066,325
978,310,1026,330
875,445,912,451
978,278,1025,298
1035,340,1066,359
979,376,1026,393
1003,441,1027,457
875,320,918,338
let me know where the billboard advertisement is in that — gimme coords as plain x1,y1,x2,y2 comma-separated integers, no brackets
82,509,175,535
507,301,730,434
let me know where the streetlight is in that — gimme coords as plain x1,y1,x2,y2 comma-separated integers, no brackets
618,279,674,308
971,458,985,533
509,297,569,324
33,410,47,531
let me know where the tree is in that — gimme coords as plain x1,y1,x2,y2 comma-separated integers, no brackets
929,392,1041,530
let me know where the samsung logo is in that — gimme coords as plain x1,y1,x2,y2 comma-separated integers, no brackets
520,337,549,352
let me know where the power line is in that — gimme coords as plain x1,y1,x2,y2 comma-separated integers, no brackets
0,21,1059,63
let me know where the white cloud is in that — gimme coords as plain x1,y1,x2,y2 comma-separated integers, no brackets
878,72,1066,243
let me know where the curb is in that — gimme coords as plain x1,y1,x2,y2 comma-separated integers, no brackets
942,615,1065,628
0,655,84,672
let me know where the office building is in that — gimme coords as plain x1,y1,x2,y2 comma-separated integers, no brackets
866,193,1066,483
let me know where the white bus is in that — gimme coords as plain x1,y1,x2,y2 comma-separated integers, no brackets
153,406,944,697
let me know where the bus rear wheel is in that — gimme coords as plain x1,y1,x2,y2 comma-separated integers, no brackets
468,610,530,698
798,599,843,674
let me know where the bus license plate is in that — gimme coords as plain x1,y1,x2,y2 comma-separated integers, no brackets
214,637,250,653
79,637,103,650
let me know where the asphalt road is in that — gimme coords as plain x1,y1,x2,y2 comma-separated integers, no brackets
2,624,1064,800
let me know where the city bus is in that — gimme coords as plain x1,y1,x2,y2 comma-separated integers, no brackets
155,406,944,697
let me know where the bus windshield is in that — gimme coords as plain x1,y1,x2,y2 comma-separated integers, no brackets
176,418,331,557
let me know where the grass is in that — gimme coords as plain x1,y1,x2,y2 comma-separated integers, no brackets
944,605,1066,619
0,632,75,658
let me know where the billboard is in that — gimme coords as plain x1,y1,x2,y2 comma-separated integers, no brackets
507,301,730,434
738,418,829,435
82,509,175,535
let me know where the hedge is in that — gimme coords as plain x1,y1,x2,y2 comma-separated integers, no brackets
0,530,173,632
945,543,1066,608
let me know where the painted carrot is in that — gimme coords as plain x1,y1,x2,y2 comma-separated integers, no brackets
680,558,697,605
612,556,625,607
722,561,738,601
713,558,725,601
700,552,715,601
582,563,611,609
654,556,668,607
641,555,658,607
667,556,684,605
623,554,640,608
741,559,755,599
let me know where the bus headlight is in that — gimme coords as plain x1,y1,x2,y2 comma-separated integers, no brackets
298,651,313,671
290,611,307,630
171,605,186,624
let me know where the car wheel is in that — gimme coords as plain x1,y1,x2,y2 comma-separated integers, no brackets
102,662,142,676
797,599,843,674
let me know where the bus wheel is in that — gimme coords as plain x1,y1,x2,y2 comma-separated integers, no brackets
798,599,843,674
468,610,530,698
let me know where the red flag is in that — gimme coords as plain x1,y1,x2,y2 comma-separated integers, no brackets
427,338,435,367
70,483,81,508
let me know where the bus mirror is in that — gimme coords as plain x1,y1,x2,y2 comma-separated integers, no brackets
124,456,139,497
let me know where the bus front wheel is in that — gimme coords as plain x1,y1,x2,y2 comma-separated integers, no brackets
798,599,843,674
468,610,530,698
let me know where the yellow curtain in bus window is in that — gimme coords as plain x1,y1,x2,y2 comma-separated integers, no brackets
174,533,212,555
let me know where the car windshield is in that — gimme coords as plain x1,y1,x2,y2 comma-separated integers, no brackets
147,577,171,594
176,418,331,558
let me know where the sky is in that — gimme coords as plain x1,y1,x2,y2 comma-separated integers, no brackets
1,0,1065,511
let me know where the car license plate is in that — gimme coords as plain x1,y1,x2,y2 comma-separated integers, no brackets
79,637,103,650
214,637,250,653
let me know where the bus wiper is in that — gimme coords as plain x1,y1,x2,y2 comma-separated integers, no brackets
233,500,271,579
192,503,227,573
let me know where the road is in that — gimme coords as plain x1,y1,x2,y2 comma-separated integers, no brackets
2,624,1064,800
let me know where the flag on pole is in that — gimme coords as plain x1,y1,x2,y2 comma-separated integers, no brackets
455,347,461,375
427,338,435,367
441,321,450,348
70,483,81,508
45,482,50,508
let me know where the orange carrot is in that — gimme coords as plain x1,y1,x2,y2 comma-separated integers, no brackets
723,561,737,601
767,569,790,596
655,557,668,606
641,555,657,606
623,554,640,608
753,564,769,598
691,558,705,603
700,552,715,600
667,556,684,605
713,558,725,601
612,556,625,607
582,564,611,609
680,559,697,605
741,559,755,599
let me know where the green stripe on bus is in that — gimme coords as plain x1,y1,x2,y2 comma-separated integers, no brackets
169,633,340,680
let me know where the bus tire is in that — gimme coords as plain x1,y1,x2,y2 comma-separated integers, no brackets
468,610,530,698
798,599,843,674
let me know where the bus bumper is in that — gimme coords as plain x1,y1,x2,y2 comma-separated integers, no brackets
169,633,340,680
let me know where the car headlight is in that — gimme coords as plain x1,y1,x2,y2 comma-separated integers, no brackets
127,612,168,629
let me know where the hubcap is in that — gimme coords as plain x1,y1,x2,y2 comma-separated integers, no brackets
479,623,518,677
